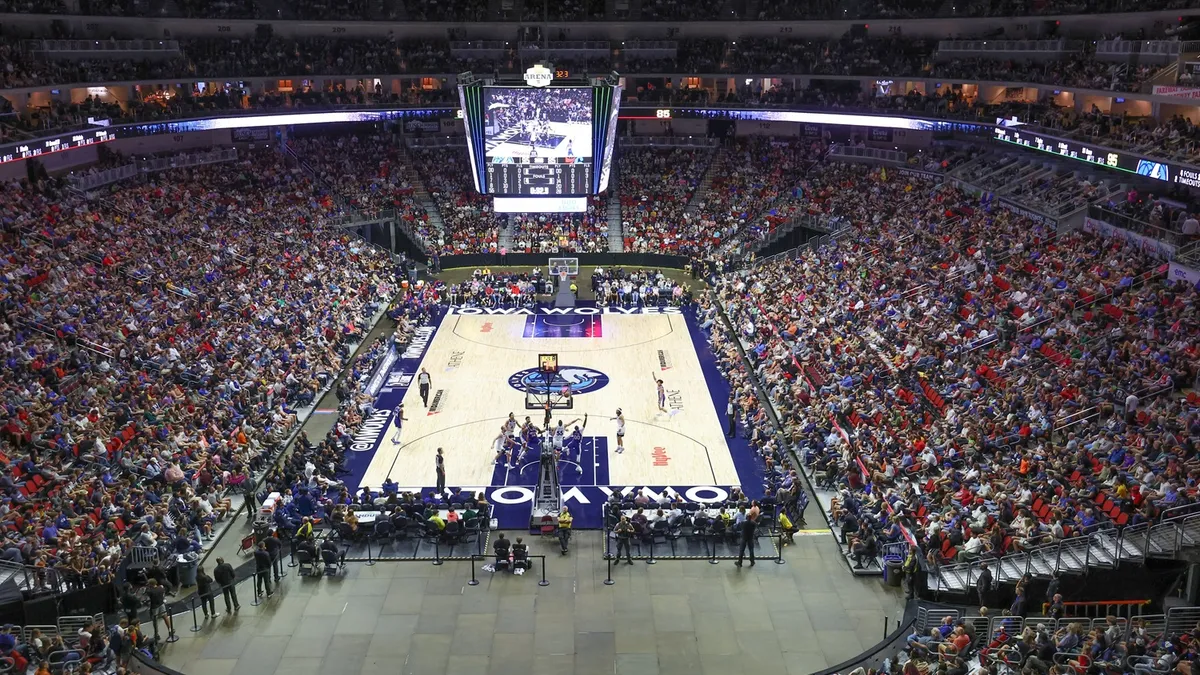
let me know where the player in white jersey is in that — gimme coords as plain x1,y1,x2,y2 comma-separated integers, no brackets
390,403,407,443
551,415,585,453
503,413,518,435
652,374,667,413
611,408,626,453
491,425,508,465
492,425,522,468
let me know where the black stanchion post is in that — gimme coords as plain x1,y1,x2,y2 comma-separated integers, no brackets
468,555,479,586
775,530,786,565
164,604,179,643
366,536,375,566
251,574,262,606
189,596,201,633
603,530,615,586
647,537,657,565
287,535,298,568
538,556,549,587
709,533,719,565
432,539,444,566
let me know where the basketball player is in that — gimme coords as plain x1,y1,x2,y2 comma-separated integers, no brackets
652,374,667,413
611,408,626,453
390,403,407,443
565,414,588,468
491,425,508,465
565,139,574,158
520,416,537,444
552,416,584,456
493,428,521,469
504,434,523,469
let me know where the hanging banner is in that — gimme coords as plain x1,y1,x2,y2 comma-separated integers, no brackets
1152,85,1200,99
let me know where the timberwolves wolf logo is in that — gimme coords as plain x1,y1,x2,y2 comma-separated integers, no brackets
508,366,610,395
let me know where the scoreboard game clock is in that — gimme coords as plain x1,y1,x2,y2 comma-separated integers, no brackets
0,128,114,165
458,66,622,199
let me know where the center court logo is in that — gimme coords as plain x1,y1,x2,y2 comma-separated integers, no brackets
507,366,610,395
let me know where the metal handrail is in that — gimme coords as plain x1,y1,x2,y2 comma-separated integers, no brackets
932,509,1200,597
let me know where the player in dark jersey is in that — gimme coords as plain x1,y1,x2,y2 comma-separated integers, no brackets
566,414,588,465
390,403,407,443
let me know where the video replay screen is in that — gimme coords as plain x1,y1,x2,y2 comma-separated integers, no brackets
483,87,593,196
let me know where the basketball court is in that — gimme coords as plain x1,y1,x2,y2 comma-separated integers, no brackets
342,263,765,529
484,120,592,159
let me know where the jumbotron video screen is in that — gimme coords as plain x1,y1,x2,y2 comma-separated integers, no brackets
482,87,593,196
458,72,621,202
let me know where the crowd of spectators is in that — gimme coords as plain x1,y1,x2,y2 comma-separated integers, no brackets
0,148,400,592
4,0,1189,18
702,291,811,527
261,285,441,528
1095,187,1200,243
714,166,1199,586
286,132,430,231
618,146,714,254
407,147,502,255
509,196,610,254
681,137,830,258
711,36,935,78
178,36,453,79
1058,111,1200,166
530,0,606,21
0,35,1169,94
934,55,1150,93
404,0,487,21
1,32,1190,171
860,605,1200,675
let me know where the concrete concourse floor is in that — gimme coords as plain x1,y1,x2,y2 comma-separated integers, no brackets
160,529,904,675
160,267,903,675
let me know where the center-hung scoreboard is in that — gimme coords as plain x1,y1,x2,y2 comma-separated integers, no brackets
458,66,622,212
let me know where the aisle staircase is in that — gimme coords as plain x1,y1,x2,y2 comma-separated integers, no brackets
929,505,1200,596
396,146,445,246
607,198,623,252
685,150,725,216
498,215,514,252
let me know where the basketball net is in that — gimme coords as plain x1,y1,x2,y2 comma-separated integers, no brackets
559,271,569,284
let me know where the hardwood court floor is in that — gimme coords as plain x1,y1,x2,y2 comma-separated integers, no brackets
359,311,738,492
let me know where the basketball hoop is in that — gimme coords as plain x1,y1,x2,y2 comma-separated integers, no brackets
527,353,571,410
548,257,579,279
559,271,569,285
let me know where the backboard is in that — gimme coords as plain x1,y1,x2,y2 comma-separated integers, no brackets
548,257,579,277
